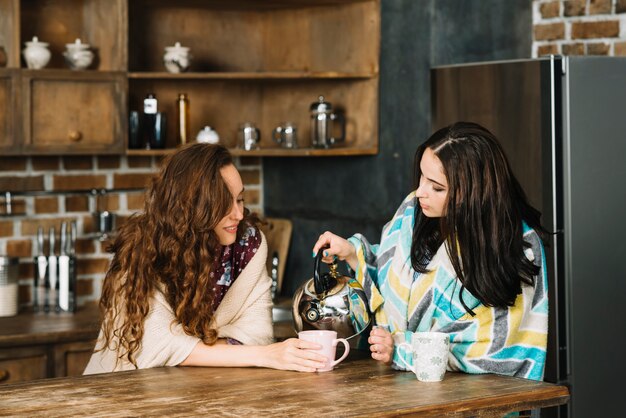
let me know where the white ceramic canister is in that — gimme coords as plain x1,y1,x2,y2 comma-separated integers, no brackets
22,36,51,70
0,256,19,317
196,126,219,144
63,39,94,70
163,42,191,73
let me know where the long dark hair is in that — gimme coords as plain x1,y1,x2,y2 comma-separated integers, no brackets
98,143,257,367
411,122,546,314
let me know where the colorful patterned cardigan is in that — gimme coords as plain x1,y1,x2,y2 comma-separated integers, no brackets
348,192,549,380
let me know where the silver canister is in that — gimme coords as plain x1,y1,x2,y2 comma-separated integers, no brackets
272,122,298,149
239,122,260,151
0,256,19,317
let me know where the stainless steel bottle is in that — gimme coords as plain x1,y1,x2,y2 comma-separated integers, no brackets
176,93,190,145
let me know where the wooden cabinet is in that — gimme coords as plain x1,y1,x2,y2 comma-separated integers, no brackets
22,71,126,154
0,305,100,385
52,341,97,377
0,0,126,155
0,69,18,154
0,0,379,156
0,346,48,385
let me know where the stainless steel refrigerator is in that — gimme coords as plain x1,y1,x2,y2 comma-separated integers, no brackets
431,56,626,418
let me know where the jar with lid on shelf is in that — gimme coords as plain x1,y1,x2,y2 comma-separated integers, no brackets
63,39,94,70
196,126,219,144
163,42,191,73
22,36,51,70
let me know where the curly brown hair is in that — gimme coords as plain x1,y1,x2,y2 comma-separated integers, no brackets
98,143,257,368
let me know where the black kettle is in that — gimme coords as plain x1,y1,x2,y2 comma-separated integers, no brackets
291,245,371,341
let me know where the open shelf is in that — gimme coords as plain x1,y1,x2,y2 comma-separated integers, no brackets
127,71,377,80
19,0,126,71
127,146,377,157
1,0,380,157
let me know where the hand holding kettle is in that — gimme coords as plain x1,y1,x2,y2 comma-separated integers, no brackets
312,231,358,270
312,231,392,364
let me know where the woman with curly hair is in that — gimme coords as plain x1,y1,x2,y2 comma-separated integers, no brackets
84,143,326,374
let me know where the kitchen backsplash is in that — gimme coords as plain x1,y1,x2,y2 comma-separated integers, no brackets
0,155,263,310
533,0,626,57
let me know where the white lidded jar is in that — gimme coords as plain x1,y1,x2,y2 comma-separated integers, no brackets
163,42,191,73
22,36,51,70
63,39,94,70
196,126,219,144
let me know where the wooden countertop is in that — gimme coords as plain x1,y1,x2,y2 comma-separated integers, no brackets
0,351,569,417
0,305,101,347
0,303,297,347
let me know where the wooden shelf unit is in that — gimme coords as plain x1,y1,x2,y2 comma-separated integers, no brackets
0,0,380,156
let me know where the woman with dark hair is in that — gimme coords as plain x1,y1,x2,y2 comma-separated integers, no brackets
85,143,326,374
313,122,549,380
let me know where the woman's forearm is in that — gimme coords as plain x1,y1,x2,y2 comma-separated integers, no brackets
180,340,270,368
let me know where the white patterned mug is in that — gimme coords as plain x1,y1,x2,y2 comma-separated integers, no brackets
397,332,450,382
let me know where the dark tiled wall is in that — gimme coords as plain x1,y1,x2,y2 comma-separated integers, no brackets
265,0,532,297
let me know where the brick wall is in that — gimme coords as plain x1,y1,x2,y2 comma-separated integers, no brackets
0,155,262,309
534,0,626,56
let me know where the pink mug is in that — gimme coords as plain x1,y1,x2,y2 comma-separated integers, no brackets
298,330,350,372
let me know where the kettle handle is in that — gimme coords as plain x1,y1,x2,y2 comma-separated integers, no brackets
313,244,330,295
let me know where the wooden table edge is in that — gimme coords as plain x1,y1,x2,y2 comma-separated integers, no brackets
365,384,569,417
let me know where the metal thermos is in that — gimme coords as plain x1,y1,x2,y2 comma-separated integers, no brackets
176,93,190,145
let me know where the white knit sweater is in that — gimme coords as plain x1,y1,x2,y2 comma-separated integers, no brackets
83,233,273,374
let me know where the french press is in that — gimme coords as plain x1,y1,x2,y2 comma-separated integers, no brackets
310,95,346,148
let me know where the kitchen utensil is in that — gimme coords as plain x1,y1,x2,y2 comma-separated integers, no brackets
292,245,371,344
310,95,346,148
22,36,51,70
239,122,260,151
59,221,77,313
33,226,48,312
0,256,19,317
48,227,59,312
59,222,70,312
272,122,298,149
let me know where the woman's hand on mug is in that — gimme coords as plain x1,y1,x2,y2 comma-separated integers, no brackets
313,231,358,270
369,326,394,365
262,338,327,372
